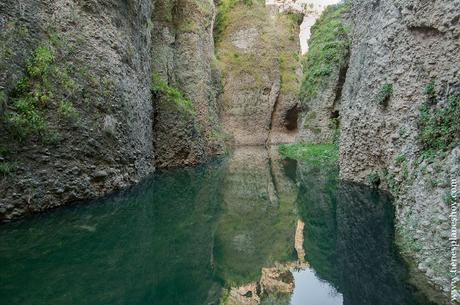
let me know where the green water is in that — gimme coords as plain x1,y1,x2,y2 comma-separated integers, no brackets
0,147,438,305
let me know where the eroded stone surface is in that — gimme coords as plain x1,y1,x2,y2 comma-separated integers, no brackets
297,0,459,297
231,28,258,51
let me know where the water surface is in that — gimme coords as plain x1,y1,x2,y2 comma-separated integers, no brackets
0,146,437,305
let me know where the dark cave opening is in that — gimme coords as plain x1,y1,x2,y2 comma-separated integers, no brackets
330,110,340,119
285,104,299,131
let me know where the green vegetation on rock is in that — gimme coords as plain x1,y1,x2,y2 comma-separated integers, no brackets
418,87,459,155
151,73,195,116
215,0,301,132
214,0,253,43
4,45,54,140
0,161,16,176
58,100,79,120
375,83,393,107
279,143,338,165
1,36,81,143
424,80,436,102
367,172,380,188
299,3,350,104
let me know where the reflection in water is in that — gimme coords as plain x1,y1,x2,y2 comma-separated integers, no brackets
291,268,343,305
214,146,297,286
0,147,438,305
296,162,438,305
0,163,224,305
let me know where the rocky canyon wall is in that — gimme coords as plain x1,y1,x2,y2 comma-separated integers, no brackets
298,0,459,300
150,0,224,167
0,0,222,221
216,0,302,146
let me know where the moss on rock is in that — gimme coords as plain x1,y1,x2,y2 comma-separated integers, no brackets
299,3,350,105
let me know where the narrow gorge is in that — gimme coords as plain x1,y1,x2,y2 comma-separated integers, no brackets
0,0,458,304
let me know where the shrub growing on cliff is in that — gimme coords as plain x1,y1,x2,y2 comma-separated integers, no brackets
26,46,54,78
375,83,393,107
214,0,239,43
3,46,55,140
3,43,80,141
299,3,350,104
418,93,460,154
151,73,195,115
0,161,16,176
58,100,78,121
424,80,436,103
367,172,380,188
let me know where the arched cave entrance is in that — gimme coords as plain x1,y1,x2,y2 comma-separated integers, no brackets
284,104,299,131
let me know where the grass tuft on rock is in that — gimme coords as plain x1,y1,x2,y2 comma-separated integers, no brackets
418,92,460,155
151,73,195,116
2,38,81,142
4,45,54,140
375,83,393,107
214,0,253,43
0,161,16,176
299,3,350,105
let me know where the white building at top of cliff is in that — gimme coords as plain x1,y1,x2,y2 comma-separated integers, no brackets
266,0,342,54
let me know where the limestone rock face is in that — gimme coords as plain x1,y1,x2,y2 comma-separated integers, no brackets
0,0,223,220
298,0,459,297
151,0,224,168
339,0,459,296
217,1,301,145
0,0,154,221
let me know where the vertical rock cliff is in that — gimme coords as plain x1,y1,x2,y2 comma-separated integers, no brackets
0,0,222,220
151,0,224,168
298,0,459,300
216,0,302,145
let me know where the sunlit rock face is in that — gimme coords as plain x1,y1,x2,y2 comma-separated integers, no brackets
217,1,301,146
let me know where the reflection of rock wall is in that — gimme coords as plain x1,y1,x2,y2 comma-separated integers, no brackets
296,162,439,304
224,263,300,305
214,146,297,285
335,183,440,305
0,163,225,305
296,162,340,286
